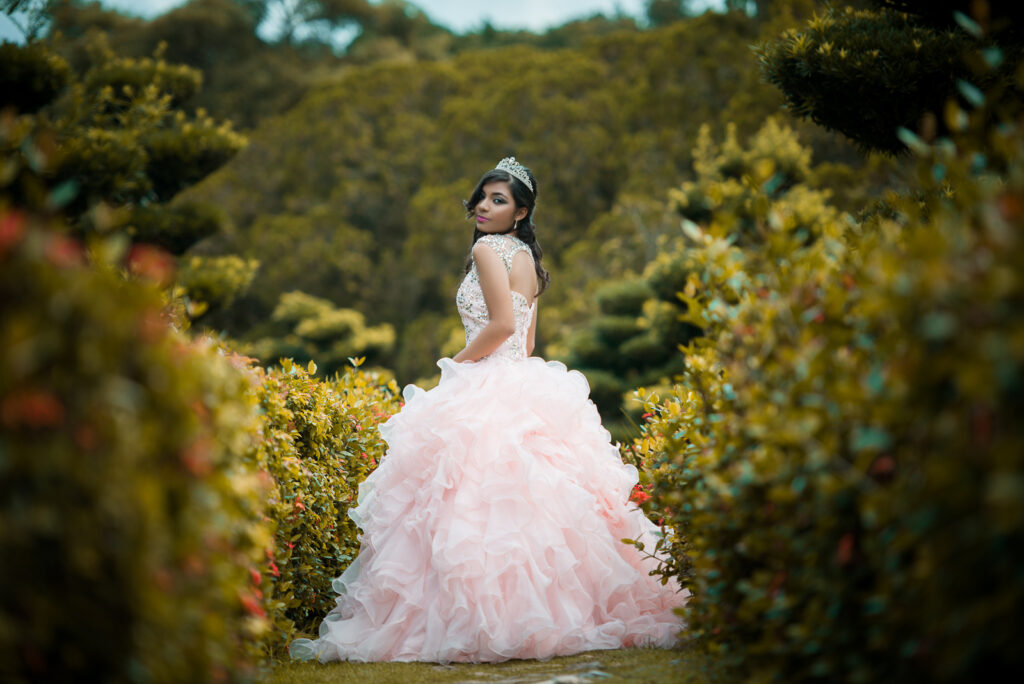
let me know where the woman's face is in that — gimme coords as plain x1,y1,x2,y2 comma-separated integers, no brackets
473,180,527,233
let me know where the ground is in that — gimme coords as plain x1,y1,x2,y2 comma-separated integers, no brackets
260,646,720,683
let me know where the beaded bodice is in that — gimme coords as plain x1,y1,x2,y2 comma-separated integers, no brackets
455,233,535,362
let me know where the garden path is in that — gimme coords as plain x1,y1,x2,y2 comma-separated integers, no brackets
262,647,715,683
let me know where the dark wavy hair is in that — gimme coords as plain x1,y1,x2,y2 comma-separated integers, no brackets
462,164,551,296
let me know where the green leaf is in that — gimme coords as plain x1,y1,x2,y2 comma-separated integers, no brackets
851,426,892,453
956,79,985,109
47,179,79,209
953,11,983,39
896,128,929,155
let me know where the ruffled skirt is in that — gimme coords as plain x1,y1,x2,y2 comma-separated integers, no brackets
289,357,685,663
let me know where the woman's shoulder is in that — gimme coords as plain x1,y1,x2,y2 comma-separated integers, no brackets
475,233,527,256
473,234,531,272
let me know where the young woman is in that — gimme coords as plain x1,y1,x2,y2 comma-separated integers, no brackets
290,157,684,664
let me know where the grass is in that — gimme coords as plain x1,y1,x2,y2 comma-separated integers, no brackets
259,646,721,683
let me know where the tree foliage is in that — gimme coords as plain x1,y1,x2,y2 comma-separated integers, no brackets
0,36,244,255
757,2,1024,152
182,10,866,385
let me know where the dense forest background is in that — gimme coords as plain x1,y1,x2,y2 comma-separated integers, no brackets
17,0,900,432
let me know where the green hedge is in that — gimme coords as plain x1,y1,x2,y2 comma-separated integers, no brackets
0,205,409,673
635,110,1024,680
250,358,401,657
0,210,271,682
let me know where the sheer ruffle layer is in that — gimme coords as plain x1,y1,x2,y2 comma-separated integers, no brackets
289,357,685,664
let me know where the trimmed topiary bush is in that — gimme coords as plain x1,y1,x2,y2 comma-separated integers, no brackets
0,38,244,254
243,291,397,377
756,4,1020,153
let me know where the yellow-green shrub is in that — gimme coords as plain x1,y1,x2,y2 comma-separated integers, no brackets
249,358,401,657
0,210,271,683
635,114,1024,680
244,291,396,377
177,253,260,314
569,118,819,439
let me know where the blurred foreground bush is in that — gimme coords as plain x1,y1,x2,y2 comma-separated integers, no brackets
0,209,271,682
0,204,407,673
635,106,1024,680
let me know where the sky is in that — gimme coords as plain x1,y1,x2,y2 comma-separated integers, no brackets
1,1,722,43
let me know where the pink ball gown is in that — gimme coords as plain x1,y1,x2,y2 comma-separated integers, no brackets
289,233,685,664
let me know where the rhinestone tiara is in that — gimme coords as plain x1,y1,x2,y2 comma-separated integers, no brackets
495,156,534,194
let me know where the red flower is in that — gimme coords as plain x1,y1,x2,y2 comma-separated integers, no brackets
294,500,306,511
136,309,166,343
126,243,175,286
249,567,261,585
998,192,1024,220
74,424,98,450
0,389,65,429
269,561,280,578
836,533,855,566
239,591,266,618
869,456,895,477
629,484,652,505
45,234,84,267
0,210,26,255
180,439,212,477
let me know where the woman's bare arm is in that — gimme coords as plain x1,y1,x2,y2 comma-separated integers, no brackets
453,243,515,362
